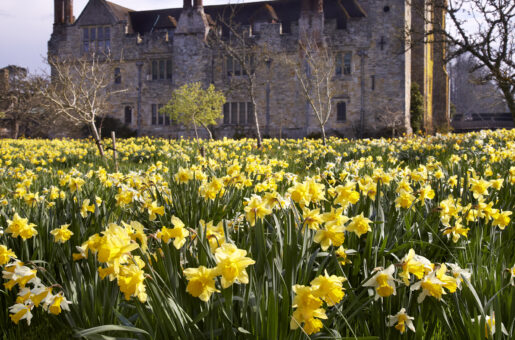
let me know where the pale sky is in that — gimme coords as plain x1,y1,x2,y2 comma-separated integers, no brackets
0,0,256,73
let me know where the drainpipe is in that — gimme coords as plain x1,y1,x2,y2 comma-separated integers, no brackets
136,62,143,136
358,49,366,138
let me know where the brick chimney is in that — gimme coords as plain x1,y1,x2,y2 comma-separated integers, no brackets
54,0,74,25
194,0,203,8
64,0,74,24
183,0,192,9
301,0,323,12
54,0,64,24
314,0,323,13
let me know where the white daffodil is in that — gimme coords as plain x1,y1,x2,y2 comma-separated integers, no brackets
8,303,33,325
446,263,472,289
472,314,508,337
387,308,416,334
363,264,396,300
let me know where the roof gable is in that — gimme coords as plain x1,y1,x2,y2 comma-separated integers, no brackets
75,0,132,26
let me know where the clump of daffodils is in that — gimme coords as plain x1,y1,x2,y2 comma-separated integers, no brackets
1,254,71,325
5,213,38,240
410,263,463,303
73,221,148,303
183,243,255,302
290,271,346,335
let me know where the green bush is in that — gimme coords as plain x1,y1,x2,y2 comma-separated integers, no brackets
410,83,424,133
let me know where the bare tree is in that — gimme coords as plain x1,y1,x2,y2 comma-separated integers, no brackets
207,9,276,148
43,54,126,158
409,0,515,119
0,67,53,138
283,39,336,145
376,105,405,138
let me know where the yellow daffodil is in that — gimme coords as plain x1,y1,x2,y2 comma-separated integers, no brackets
310,271,346,306
333,182,360,209
290,285,327,335
346,213,372,237
0,245,17,266
410,270,444,303
335,246,353,266
6,213,38,240
50,224,74,243
302,208,324,231
183,266,219,302
314,223,346,251
80,199,95,218
118,260,147,302
213,243,255,288
399,249,433,286
442,218,469,243
492,210,511,230
244,195,272,227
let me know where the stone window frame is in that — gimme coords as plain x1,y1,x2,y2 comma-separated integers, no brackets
124,106,133,125
82,26,111,54
225,55,255,78
150,59,173,81
336,101,347,122
114,67,122,84
151,103,170,126
223,102,254,126
335,51,352,77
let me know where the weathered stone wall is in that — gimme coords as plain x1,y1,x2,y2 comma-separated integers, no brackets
48,0,435,139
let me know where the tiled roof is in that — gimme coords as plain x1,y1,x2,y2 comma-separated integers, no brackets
105,1,133,21
126,0,366,35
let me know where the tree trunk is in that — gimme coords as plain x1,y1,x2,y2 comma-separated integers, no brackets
12,120,20,139
193,121,200,141
249,83,262,148
192,121,202,154
200,122,213,140
89,122,105,159
320,123,326,145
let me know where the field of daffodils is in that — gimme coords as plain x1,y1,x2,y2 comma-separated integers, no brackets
0,130,513,339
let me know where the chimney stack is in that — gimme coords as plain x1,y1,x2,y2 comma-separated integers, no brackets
301,0,323,13
315,0,323,13
184,0,192,9
301,0,310,12
54,0,64,24
194,0,203,8
64,0,74,24
54,0,74,24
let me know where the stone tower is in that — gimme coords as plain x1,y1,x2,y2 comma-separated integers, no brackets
174,0,211,86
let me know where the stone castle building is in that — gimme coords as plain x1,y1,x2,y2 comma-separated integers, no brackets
48,0,449,138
